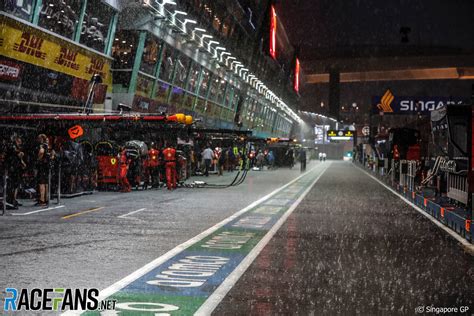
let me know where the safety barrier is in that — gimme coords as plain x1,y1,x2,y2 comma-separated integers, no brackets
447,172,468,205
407,161,417,192
0,164,61,215
399,160,408,188
390,159,396,185
358,162,473,243
381,158,389,176
375,158,387,176
400,176,472,242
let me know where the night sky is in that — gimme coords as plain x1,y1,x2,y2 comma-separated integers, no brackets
276,0,474,117
278,0,474,58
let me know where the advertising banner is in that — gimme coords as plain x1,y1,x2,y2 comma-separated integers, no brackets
372,89,465,115
0,15,112,89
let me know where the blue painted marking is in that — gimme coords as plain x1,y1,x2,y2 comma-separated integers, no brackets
121,251,245,298
88,165,325,315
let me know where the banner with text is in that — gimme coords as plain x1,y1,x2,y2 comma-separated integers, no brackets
0,15,112,89
372,89,465,115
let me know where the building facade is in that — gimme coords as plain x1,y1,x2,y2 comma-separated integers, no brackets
0,0,300,138
0,0,119,112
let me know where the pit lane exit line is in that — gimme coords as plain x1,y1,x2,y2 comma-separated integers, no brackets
61,162,323,316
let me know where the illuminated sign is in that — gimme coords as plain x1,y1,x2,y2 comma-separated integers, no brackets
314,125,329,144
0,15,112,90
373,89,465,115
269,5,277,59
294,58,300,93
327,130,354,141
377,89,394,113
267,137,293,143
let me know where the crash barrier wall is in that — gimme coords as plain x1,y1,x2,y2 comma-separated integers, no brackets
357,162,473,243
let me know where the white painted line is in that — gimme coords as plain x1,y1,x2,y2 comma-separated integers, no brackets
356,165,474,253
195,162,331,315
118,208,147,219
11,205,65,216
62,162,323,316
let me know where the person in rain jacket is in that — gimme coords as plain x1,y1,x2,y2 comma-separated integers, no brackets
119,148,131,193
267,150,275,169
256,150,265,169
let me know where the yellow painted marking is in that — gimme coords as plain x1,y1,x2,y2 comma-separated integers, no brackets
62,207,105,219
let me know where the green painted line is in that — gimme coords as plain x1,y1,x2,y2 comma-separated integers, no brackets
76,164,327,315
187,227,266,254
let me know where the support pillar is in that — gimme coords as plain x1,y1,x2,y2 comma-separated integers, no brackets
74,0,87,42
329,69,340,121
128,31,147,94
105,11,118,56
31,0,42,25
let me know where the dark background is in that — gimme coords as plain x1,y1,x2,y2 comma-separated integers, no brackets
276,0,474,118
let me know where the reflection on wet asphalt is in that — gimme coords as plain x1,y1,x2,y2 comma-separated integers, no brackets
1,161,473,315
0,165,312,293
214,162,474,315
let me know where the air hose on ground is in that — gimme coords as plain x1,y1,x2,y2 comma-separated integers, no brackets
189,158,250,189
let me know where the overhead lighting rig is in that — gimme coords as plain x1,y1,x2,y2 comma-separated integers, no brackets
140,0,302,123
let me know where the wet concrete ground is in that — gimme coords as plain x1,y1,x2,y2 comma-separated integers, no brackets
0,164,309,293
214,162,474,315
1,161,472,315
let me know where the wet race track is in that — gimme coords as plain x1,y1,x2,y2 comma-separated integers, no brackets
1,161,473,315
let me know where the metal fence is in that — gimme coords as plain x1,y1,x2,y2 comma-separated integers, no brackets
447,172,468,205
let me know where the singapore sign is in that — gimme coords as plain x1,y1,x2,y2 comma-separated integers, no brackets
372,89,466,115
